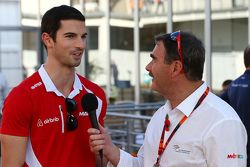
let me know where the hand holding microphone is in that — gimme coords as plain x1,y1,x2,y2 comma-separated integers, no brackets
84,93,120,166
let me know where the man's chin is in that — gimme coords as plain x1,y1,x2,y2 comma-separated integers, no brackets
150,83,157,92
72,61,81,67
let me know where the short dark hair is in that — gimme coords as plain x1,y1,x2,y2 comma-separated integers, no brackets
41,5,85,42
244,45,250,68
222,79,232,87
155,31,205,81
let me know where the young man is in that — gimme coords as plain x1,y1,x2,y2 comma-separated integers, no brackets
0,5,107,167
221,45,250,166
88,31,247,167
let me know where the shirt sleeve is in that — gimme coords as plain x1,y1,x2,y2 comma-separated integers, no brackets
0,87,33,136
107,145,144,167
203,119,247,167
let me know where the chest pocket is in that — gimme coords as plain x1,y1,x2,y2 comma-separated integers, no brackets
164,140,206,166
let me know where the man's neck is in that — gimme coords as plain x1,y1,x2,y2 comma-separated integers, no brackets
44,62,75,97
168,80,203,109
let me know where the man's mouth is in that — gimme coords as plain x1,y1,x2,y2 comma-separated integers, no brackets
72,51,83,58
149,72,154,78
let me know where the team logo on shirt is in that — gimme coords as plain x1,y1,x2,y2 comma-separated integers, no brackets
79,111,88,116
37,119,43,127
37,117,59,127
173,145,191,154
227,153,244,159
44,117,59,124
231,83,248,88
31,82,42,90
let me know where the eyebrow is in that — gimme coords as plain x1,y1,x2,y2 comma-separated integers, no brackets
63,32,88,36
82,32,88,36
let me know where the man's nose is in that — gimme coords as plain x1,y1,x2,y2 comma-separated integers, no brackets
75,37,86,49
145,61,152,71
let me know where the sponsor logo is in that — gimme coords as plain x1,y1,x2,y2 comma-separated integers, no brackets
231,83,248,88
173,145,191,154
79,111,88,117
227,153,244,159
31,82,42,90
37,117,59,127
44,117,59,124
37,119,43,127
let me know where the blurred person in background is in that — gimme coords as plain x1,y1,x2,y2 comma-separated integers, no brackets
88,31,247,167
221,45,250,167
0,5,107,167
0,70,9,158
222,79,232,92
0,71,8,115
219,79,232,99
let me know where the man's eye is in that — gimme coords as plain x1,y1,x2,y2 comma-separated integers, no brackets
81,36,87,40
66,35,74,38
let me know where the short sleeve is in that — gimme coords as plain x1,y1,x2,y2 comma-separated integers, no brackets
1,87,33,136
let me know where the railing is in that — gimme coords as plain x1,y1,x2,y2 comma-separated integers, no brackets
105,101,164,154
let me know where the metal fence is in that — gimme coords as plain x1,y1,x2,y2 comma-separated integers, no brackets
105,101,164,154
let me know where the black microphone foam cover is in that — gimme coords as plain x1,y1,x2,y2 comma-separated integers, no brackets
81,93,103,159
81,93,98,112
81,93,99,130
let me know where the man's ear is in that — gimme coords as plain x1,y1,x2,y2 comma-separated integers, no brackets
41,32,53,48
171,60,183,78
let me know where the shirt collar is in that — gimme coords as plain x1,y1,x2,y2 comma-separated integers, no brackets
38,65,82,98
176,82,208,117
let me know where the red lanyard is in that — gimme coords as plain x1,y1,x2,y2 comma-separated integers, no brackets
154,87,209,166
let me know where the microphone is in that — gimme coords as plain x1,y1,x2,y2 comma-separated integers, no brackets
81,93,99,130
81,93,103,161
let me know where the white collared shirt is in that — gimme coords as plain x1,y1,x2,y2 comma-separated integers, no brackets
37,65,103,119
38,65,82,98
109,82,247,167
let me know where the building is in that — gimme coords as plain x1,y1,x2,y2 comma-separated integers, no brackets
0,0,249,102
